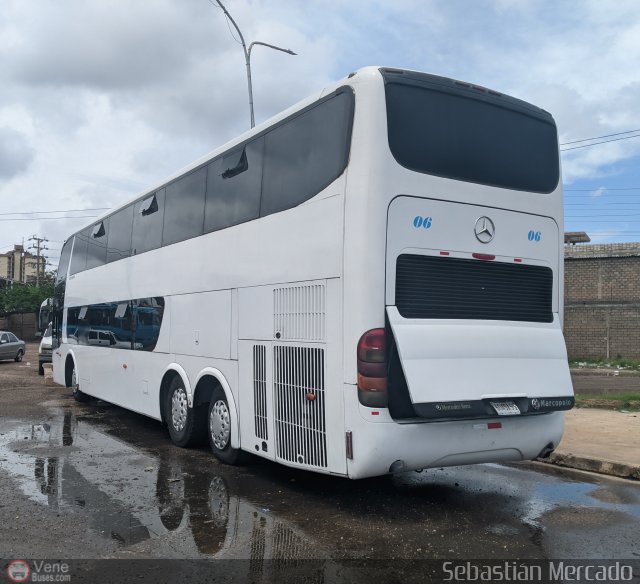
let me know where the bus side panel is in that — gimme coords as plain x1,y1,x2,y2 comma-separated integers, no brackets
237,279,346,475
168,290,232,359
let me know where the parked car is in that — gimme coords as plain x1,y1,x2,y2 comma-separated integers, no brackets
87,329,143,350
39,322,54,375
0,331,26,363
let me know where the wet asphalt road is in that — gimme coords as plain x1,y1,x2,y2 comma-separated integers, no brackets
0,356,639,565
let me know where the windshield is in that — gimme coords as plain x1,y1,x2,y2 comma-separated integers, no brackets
384,72,560,193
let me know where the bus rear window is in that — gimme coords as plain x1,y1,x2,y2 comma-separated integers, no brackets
385,81,559,193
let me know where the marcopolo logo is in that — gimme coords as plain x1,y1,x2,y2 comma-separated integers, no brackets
6,561,31,583
413,215,433,229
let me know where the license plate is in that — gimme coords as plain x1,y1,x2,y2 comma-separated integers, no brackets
490,401,521,416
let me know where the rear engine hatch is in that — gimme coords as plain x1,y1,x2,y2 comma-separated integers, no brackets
386,196,573,419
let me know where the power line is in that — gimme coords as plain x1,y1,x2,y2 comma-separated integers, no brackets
560,128,640,146
560,133,640,151
0,215,98,222
0,207,109,217
565,187,640,191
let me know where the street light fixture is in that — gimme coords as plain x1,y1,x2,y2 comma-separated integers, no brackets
212,0,297,128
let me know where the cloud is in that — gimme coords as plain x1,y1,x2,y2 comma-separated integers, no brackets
0,126,34,180
590,187,607,198
1,0,640,256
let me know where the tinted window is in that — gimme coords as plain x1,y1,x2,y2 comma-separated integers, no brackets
8,333,18,342
85,221,108,270
162,167,207,246
56,240,73,283
0,334,8,343
69,233,88,275
385,81,559,193
132,189,165,254
107,206,133,263
65,297,164,351
205,138,263,233
261,92,353,216
133,297,165,351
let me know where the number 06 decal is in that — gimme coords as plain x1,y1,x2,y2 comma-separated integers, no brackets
528,230,541,242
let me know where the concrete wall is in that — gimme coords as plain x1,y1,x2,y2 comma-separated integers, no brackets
0,312,38,341
564,243,640,360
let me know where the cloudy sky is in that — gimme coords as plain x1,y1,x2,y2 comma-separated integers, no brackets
1,0,640,268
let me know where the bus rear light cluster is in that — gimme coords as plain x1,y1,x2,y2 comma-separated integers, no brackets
357,328,388,407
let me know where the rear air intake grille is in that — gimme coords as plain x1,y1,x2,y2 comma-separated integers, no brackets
395,254,553,322
253,345,268,440
273,284,326,341
274,346,327,468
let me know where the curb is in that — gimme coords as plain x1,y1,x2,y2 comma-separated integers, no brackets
538,452,640,481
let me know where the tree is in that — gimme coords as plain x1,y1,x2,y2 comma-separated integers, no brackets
0,282,54,315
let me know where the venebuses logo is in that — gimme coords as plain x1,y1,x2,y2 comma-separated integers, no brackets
6,560,31,583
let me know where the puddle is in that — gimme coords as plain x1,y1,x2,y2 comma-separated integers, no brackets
1,407,638,562
0,409,333,558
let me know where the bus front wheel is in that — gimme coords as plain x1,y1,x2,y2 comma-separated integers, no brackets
208,387,243,465
71,365,89,403
164,376,205,448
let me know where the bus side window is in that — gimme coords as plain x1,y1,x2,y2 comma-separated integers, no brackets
162,167,207,247
107,206,134,263
132,189,165,254
85,220,108,270
205,138,264,234
69,233,88,276
260,91,353,217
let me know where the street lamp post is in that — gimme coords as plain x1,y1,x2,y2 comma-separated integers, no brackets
213,0,296,128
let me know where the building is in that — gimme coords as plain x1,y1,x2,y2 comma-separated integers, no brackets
564,242,640,360
0,244,46,285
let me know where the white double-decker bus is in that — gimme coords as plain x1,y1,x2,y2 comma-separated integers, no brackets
52,67,574,479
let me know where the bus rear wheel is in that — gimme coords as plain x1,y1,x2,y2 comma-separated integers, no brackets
164,376,205,448
208,387,243,465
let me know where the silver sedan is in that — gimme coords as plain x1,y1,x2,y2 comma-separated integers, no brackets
0,331,26,362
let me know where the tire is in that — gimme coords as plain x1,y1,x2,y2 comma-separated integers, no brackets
15,350,23,363
163,375,206,448
208,387,244,465
39,362,44,376
70,364,90,403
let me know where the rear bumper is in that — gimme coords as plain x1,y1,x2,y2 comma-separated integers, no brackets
344,384,564,479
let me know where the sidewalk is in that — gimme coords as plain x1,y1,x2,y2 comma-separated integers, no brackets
540,408,640,480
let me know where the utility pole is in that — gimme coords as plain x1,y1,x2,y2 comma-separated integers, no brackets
212,0,296,128
28,235,48,287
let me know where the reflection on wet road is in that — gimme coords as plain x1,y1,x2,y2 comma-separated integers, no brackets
0,405,638,562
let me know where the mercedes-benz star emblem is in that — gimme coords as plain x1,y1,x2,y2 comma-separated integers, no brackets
474,216,495,243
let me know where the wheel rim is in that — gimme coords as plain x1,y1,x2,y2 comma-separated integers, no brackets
17,351,22,362
209,400,230,450
171,387,188,432
71,368,78,391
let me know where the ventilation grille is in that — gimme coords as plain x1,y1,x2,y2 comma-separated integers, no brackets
274,284,326,341
253,345,268,440
274,346,327,468
396,254,553,323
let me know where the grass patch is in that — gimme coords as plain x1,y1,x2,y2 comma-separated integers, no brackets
570,358,640,371
575,392,640,411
